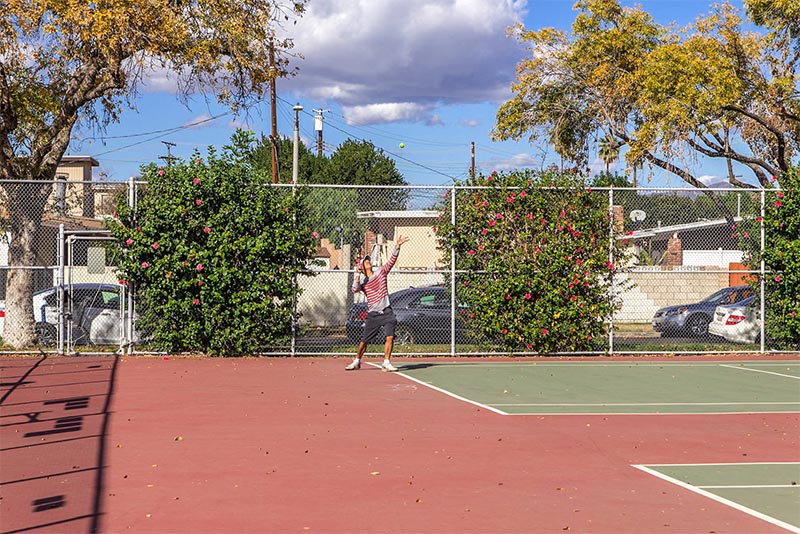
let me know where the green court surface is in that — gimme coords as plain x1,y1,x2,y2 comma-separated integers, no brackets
395,360,800,415
634,463,800,533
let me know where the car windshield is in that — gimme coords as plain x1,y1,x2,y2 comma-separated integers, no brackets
701,287,735,304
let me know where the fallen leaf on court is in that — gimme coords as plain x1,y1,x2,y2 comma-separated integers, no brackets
175,436,183,441
416,498,422,503
370,471,380,476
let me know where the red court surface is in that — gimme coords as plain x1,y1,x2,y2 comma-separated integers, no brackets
1,354,798,533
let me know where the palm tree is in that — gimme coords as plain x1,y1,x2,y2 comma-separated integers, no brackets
598,135,621,173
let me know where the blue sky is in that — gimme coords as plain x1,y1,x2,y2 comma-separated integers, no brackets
69,0,749,188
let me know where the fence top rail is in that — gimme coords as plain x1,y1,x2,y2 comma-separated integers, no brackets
0,179,779,194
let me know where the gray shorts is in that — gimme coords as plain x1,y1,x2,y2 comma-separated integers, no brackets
361,307,397,343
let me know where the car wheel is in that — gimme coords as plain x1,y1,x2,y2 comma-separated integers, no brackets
393,325,415,345
685,315,710,337
35,323,57,346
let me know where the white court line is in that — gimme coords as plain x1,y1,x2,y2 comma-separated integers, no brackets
720,364,800,380
366,363,508,415
700,484,800,489
492,401,800,406
632,464,800,533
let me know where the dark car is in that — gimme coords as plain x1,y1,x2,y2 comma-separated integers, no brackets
651,285,756,338
346,286,468,345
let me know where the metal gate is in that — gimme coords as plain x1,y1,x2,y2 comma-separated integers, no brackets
56,225,134,354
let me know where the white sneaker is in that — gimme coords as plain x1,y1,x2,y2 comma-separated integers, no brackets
381,361,398,372
345,361,361,371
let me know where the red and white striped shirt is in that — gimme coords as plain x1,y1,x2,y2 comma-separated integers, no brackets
352,248,399,313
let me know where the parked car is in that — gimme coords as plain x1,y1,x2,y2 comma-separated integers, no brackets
346,285,469,345
0,283,137,345
708,295,761,344
651,285,756,337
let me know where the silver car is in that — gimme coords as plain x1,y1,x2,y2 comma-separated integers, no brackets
0,283,135,345
651,286,756,337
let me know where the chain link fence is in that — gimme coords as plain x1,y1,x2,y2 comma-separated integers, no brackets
0,179,788,355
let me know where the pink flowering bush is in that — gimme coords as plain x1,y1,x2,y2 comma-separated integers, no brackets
107,131,317,355
740,167,799,349
437,169,628,353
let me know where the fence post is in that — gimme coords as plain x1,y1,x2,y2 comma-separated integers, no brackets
608,187,615,355
760,189,765,353
127,177,136,355
57,224,65,355
450,186,457,357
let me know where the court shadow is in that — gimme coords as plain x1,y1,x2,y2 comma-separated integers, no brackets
0,354,118,534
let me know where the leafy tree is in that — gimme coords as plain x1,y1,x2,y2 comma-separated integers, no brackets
493,0,798,193
436,169,629,353
251,135,327,185
740,167,800,349
0,0,307,347
107,131,316,355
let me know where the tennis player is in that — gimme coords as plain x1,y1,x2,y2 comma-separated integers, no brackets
346,235,410,372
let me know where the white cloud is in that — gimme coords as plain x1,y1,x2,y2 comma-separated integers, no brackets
283,0,527,113
343,102,436,125
459,119,481,127
485,152,539,171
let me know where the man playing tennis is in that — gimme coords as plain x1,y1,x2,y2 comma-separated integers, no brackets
346,235,410,372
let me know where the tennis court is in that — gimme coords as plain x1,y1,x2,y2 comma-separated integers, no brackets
2,354,799,533
390,360,800,415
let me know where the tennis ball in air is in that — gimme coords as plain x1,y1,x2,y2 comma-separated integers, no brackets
399,143,405,148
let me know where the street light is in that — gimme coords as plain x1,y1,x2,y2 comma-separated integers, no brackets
292,103,303,184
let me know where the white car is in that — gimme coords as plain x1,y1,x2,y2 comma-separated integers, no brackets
0,283,137,345
708,296,761,344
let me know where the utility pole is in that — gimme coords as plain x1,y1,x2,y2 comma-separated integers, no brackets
470,141,475,179
312,108,330,157
159,141,177,167
269,39,279,183
293,103,303,184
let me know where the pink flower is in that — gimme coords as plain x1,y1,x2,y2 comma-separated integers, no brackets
775,201,782,207
312,231,319,238
482,201,488,207
505,294,511,300
775,275,782,282
540,218,547,225
495,213,503,219
141,262,149,268
478,245,484,251
198,280,203,286
125,238,133,246
158,170,165,176
576,259,582,265
119,279,127,285
204,227,211,234
608,262,614,270
560,210,566,217
777,192,784,198
152,242,159,250
506,197,514,203
193,299,200,305
196,264,204,271
195,199,202,206
502,329,508,335
481,228,488,235
524,293,531,300
771,175,777,182
469,250,475,255
791,311,796,318
193,178,200,185
744,232,750,238
520,191,527,198
469,313,475,319
542,329,548,335
489,220,496,227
